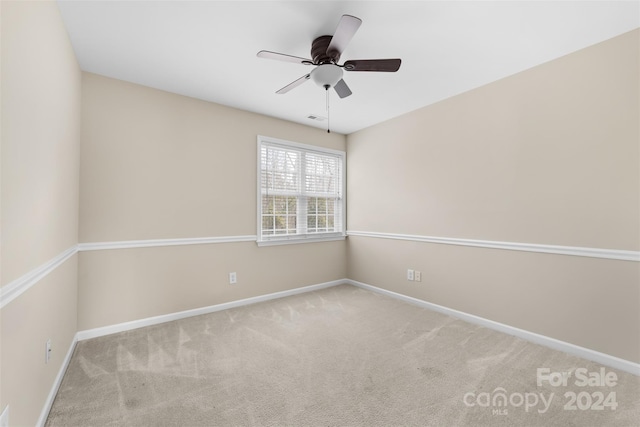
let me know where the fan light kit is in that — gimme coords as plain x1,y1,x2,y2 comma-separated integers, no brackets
257,14,402,132
311,64,344,89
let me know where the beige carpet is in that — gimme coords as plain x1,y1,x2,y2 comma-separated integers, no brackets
46,284,639,426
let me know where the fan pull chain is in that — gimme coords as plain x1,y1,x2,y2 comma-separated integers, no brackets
325,85,331,133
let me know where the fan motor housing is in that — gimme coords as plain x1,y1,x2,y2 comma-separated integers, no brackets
311,35,339,64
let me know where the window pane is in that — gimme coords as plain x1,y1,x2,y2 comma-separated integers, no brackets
318,198,327,213
287,215,297,231
261,194,298,237
287,196,296,211
262,197,273,214
275,215,287,231
273,197,284,212
305,196,339,234
263,216,274,232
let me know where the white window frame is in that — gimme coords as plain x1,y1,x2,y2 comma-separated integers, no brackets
257,135,346,246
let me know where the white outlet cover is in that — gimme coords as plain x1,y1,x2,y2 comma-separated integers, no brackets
0,405,9,427
45,339,52,364
407,269,414,281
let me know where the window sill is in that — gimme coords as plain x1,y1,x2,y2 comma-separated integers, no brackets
256,234,346,247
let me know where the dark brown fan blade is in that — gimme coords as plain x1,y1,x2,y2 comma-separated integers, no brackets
334,79,352,98
257,50,314,65
344,59,401,72
276,74,311,94
326,15,362,60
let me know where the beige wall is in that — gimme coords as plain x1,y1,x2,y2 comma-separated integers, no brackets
1,258,78,426
1,1,81,426
78,241,345,331
347,30,640,363
79,73,347,330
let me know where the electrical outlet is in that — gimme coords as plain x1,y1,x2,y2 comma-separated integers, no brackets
415,271,422,282
229,272,237,284
45,339,52,364
407,269,414,281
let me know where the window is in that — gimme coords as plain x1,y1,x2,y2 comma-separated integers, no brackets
257,136,345,246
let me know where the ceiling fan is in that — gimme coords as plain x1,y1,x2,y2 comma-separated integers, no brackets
257,14,401,99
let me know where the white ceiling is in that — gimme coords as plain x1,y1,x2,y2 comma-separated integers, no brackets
56,1,639,135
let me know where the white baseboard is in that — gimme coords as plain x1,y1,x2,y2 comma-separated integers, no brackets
77,279,345,341
346,279,640,376
45,280,343,423
37,333,78,427
76,278,640,376
42,278,638,425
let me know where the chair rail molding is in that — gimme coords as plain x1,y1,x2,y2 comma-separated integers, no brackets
0,246,78,309
0,235,259,309
347,230,640,262
78,235,257,251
